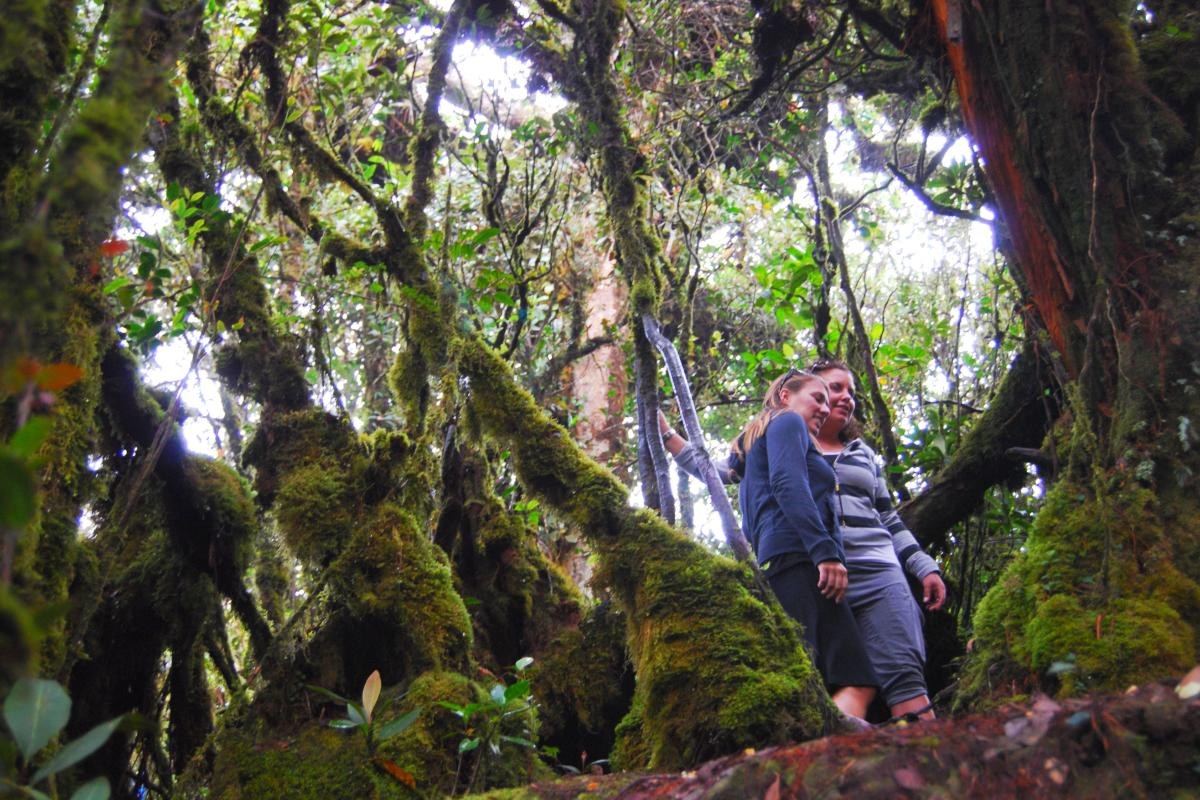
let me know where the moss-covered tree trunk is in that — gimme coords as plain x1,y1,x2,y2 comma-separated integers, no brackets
926,0,1200,699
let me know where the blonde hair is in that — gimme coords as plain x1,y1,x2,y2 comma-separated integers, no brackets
734,370,826,459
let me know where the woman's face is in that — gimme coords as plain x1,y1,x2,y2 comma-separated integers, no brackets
816,368,856,433
781,380,830,436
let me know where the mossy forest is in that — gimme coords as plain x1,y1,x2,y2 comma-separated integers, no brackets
2,0,1199,797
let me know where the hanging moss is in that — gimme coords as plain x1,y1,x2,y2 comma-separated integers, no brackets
254,527,290,627
245,408,364,509
178,455,256,572
363,428,437,517
387,345,431,428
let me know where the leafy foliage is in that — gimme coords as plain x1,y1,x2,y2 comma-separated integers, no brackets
1,678,122,800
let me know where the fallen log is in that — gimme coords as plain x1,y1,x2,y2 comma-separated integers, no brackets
470,679,1199,798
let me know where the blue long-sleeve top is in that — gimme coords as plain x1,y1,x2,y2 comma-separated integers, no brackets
738,411,845,567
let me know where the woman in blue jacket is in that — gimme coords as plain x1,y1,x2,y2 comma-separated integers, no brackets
662,360,944,722
733,369,878,719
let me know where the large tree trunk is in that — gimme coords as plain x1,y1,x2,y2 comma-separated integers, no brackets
923,0,1200,700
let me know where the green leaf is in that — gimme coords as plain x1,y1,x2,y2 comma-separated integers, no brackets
471,227,501,246
1046,660,1077,677
305,685,350,706
329,719,359,730
137,252,158,278
7,418,51,460
0,475,32,521
361,670,381,724
102,277,131,295
377,709,420,741
458,737,480,753
489,684,506,705
32,716,121,784
68,777,110,800
514,657,534,672
499,735,537,749
503,680,530,703
3,679,70,761
345,703,366,727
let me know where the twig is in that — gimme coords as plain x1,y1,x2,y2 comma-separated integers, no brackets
641,313,751,561
634,342,673,523
887,162,981,221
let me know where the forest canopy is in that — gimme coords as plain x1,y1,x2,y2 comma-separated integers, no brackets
1,0,1199,797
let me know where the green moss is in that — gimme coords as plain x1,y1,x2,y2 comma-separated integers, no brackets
245,408,363,502
379,670,547,796
387,345,430,429
961,476,1200,703
609,693,647,770
200,717,384,799
254,528,290,626
379,670,480,795
1025,594,1192,694
601,512,832,770
327,503,472,675
530,602,629,755
275,462,359,566
181,455,256,570
13,294,106,670
454,336,628,536
457,334,832,769
362,428,437,517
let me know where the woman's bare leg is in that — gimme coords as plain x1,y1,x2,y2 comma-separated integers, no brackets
832,685,875,719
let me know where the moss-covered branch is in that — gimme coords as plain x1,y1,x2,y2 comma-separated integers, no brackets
182,32,383,271
97,346,271,660
0,0,73,221
560,0,664,310
456,333,837,767
4,0,203,673
404,0,468,239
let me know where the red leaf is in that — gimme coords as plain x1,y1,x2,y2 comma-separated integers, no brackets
99,239,130,257
374,758,416,789
37,363,84,392
16,358,40,380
